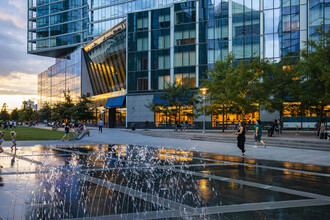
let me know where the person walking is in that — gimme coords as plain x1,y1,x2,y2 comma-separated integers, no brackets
267,119,278,137
98,119,104,133
235,121,246,156
320,118,327,139
13,121,17,129
10,131,17,151
9,120,13,129
0,131,4,153
254,120,266,148
61,124,70,141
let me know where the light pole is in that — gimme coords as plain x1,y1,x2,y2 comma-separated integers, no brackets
200,88,208,133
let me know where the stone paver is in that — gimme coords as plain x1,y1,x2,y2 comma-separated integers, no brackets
1,127,329,166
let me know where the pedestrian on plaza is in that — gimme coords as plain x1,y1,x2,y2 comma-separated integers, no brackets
235,121,246,156
61,124,70,141
3,122,8,130
254,120,266,148
267,119,278,137
320,118,327,139
0,131,4,153
10,131,17,152
98,119,104,133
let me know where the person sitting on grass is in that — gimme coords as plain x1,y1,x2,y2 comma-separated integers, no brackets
10,131,17,152
0,131,4,153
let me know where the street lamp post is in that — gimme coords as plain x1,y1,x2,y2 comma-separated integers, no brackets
200,88,208,134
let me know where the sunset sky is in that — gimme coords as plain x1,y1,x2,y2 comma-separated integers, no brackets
0,0,54,110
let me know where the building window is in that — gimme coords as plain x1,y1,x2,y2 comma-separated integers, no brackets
175,51,196,67
137,37,148,51
211,111,259,127
137,78,148,91
175,73,196,87
175,28,196,46
137,17,148,31
158,55,170,69
159,35,170,49
155,107,193,126
158,75,170,90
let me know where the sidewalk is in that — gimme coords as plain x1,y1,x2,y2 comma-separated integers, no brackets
3,127,328,167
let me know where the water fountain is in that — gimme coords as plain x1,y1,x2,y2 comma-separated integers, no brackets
0,144,329,219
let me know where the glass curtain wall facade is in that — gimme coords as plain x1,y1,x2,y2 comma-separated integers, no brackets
309,0,330,41
83,20,126,95
37,49,82,107
88,0,191,40
127,0,326,127
83,20,127,128
28,0,88,57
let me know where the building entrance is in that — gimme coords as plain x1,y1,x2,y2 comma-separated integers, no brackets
108,108,126,128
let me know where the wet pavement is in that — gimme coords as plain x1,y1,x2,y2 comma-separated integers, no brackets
0,144,329,219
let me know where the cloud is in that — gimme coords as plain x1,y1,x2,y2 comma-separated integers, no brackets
9,0,25,11
0,0,26,30
0,72,38,96
0,1,54,77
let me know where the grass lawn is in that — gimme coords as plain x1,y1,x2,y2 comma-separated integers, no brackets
0,127,70,141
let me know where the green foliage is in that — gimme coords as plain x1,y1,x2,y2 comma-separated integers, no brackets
38,103,52,121
19,101,34,121
50,92,94,122
146,82,200,122
295,29,330,117
72,95,95,122
259,56,300,124
0,103,10,121
51,91,74,121
202,55,264,118
10,108,19,121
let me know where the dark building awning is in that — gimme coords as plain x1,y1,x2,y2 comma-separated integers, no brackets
105,96,126,108
153,94,169,105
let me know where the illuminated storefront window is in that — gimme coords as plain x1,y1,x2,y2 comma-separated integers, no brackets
211,111,259,127
154,106,193,126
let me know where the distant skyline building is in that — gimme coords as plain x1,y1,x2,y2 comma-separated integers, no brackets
34,0,330,128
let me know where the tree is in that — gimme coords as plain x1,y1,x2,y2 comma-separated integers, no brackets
38,103,52,121
295,29,330,131
202,55,264,128
19,101,34,121
0,103,10,121
11,108,19,121
259,56,299,128
61,91,75,120
147,82,200,124
202,55,234,131
51,91,75,121
72,95,95,122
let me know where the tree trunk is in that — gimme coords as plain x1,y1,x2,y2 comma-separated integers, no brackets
317,104,325,136
300,105,303,130
279,110,283,133
222,105,225,132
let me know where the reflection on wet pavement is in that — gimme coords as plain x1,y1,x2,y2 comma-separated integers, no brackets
0,144,329,219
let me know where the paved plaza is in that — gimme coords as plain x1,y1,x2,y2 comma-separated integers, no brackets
0,128,329,219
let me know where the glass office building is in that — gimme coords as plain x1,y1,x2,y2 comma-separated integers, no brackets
82,21,127,127
37,49,82,106
125,0,327,128
35,0,329,128
28,0,190,57
27,0,89,57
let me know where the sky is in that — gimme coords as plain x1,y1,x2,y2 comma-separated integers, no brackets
0,0,54,110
